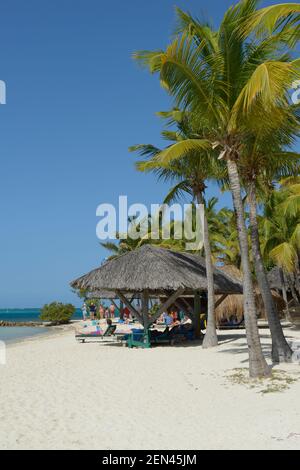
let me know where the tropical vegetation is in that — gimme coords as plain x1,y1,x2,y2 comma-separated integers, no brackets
100,1,300,379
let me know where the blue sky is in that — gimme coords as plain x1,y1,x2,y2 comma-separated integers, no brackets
0,0,285,307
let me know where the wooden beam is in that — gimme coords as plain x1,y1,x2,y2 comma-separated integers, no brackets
193,292,202,339
141,290,150,328
108,298,119,311
150,287,185,325
115,290,143,324
215,294,228,309
181,297,194,314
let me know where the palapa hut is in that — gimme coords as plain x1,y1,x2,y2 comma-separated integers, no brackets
216,265,286,323
71,245,242,333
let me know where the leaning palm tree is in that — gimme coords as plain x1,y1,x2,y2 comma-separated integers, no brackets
240,128,300,362
131,119,225,346
133,0,300,377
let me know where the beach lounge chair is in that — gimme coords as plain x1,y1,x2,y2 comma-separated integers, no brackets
126,329,151,349
75,324,117,343
150,324,195,345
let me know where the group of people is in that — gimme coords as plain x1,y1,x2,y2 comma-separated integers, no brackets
81,302,132,322
81,301,187,328
81,302,115,321
161,308,182,326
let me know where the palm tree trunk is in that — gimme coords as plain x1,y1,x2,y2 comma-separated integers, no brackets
287,274,299,303
227,159,270,378
248,182,292,363
196,192,218,347
279,268,289,318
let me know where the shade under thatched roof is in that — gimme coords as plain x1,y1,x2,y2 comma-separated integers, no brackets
70,245,242,296
86,290,141,300
86,290,123,300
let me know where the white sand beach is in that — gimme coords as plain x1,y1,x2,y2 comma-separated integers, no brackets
1,326,300,450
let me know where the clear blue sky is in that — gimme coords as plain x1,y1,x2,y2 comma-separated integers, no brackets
0,0,283,307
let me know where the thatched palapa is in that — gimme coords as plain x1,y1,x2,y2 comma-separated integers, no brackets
71,245,242,296
216,265,286,322
71,245,242,331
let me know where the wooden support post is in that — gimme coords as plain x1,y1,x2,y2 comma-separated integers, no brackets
215,294,228,309
115,290,143,324
194,291,202,339
150,287,185,325
141,290,150,328
119,300,124,320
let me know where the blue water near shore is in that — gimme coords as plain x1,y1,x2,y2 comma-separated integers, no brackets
0,308,121,342
0,326,50,343
0,308,83,343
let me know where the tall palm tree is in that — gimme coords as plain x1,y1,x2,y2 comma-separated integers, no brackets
130,110,226,346
241,131,300,362
133,0,300,377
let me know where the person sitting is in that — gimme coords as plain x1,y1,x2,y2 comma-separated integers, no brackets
123,306,131,321
163,311,173,326
170,309,181,326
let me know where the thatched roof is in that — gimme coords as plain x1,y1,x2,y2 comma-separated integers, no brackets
71,245,242,296
216,265,286,321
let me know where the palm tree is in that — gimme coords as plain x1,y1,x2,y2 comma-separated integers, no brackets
262,183,300,298
133,0,300,377
209,206,242,268
101,216,151,260
130,110,226,346
242,133,300,362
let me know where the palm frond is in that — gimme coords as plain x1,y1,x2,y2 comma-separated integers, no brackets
132,50,165,73
156,139,210,165
163,180,192,204
243,3,300,39
269,241,298,272
230,60,299,129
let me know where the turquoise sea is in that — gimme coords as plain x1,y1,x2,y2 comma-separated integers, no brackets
0,308,83,343
0,308,83,322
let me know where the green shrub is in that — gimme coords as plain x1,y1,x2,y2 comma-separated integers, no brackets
40,302,75,325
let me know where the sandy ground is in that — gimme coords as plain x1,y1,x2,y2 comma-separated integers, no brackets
0,326,300,450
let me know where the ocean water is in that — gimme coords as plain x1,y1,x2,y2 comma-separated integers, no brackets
0,308,83,343
0,308,83,323
0,326,49,343
0,308,120,343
